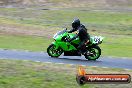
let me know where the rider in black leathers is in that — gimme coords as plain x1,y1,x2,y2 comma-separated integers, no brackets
68,19,90,54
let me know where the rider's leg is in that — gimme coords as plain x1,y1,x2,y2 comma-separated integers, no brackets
77,41,87,54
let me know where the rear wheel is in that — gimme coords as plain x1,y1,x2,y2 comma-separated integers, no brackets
47,44,63,57
84,45,101,60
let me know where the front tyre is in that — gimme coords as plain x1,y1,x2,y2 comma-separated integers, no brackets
47,44,63,57
84,45,101,60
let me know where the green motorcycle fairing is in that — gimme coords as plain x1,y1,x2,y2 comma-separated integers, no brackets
52,32,80,51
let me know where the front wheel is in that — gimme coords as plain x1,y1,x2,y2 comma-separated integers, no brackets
47,44,63,57
84,45,101,60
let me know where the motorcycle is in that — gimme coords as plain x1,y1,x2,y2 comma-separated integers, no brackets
47,29,104,60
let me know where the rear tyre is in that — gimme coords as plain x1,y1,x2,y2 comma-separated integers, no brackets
84,45,101,60
47,44,63,57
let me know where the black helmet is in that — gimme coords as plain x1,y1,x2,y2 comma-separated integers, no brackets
72,19,80,29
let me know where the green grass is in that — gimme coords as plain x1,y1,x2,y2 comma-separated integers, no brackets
101,35,132,57
0,34,52,51
0,8,132,32
0,59,132,88
0,8,132,36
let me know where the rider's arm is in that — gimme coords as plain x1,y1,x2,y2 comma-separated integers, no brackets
68,28,76,33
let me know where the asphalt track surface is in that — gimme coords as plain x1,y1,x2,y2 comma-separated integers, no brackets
0,49,132,69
